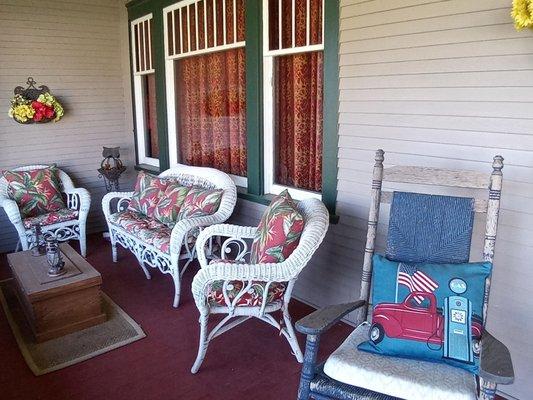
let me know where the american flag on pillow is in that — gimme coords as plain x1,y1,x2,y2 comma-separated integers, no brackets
396,264,439,304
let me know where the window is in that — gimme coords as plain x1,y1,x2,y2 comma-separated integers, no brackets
127,0,338,214
164,0,247,187
263,0,324,199
131,14,159,167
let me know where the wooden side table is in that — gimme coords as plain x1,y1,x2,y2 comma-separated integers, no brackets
7,244,106,342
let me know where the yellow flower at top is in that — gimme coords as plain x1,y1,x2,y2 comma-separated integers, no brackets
512,0,533,30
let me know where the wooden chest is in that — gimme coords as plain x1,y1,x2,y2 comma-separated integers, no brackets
7,244,106,343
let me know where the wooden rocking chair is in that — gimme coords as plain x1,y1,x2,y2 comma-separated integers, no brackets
295,150,514,400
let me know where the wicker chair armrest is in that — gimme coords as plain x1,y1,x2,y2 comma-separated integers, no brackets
0,197,23,225
195,224,258,268
296,301,367,336
101,191,134,220
63,187,91,213
479,330,514,385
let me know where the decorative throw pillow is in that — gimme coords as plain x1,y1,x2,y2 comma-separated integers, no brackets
128,171,170,218
3,166,65,218
250,190,305,264
358,254,492,373
153,183,190,227
176,186,223,220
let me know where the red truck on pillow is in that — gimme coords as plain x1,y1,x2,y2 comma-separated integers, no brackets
369,291,482,355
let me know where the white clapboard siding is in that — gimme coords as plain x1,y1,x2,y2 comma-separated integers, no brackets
0,0,136,252
334,1,532,398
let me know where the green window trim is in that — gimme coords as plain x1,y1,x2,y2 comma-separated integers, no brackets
126,0,340,222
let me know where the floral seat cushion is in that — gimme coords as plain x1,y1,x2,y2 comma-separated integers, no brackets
250,190,304,263
176,187,223,219
153,183,190,227
205,259,286,307
3,166,65,218
128,172,170,218
109,210,171,253
23,208,79,229
207,279,286,307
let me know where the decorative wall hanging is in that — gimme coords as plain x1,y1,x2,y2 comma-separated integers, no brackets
512,0,533,30
8,77,64,124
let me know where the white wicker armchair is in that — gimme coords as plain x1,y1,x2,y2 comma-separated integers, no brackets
0,165,91,257
190,198,329,373
102,164,237,308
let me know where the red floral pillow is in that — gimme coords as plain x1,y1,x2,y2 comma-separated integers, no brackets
250,190,304,264
3,166,65,218
176,187,223,220
153,183,190,227
128,171,170,218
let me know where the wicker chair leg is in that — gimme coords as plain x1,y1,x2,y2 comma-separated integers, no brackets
111,241,118,262
140,263,152,280
172,269,181,308
297,334,321,400
79,224,87,257
479,378,497,400
191,312,210,374
283,306,304,362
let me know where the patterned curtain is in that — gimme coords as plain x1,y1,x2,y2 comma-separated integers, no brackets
272,0,324,192
145,73,159,158
173,0,247,177
175,48,247,177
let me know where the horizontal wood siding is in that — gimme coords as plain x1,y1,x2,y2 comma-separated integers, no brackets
336,0,532,398
0,0,136,252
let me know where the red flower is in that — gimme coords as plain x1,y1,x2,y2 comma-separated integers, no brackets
31,101,55,122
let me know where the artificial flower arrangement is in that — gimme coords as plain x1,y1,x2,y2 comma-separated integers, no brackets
512,0,533,30
8,78,64,124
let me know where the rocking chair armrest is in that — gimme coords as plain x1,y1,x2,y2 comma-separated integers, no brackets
63,187,91,213
195,224,258,268
296,301,367,336
479,330,514,385
0,197,23,225
101,191,134,219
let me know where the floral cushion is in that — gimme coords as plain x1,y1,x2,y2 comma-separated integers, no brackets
109,210,171,253
3,166,65,218
207,279,286,307
109,210,151,235
176,186,223,220
153,183,190,227
23,208,79,229
250,190,304,264
128,171,170,218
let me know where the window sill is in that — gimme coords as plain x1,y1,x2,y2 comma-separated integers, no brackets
236,187,339,224
134,163,161,175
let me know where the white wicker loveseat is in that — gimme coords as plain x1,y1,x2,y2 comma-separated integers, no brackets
102,164,237,308
0,164,91,256
190,197,329,373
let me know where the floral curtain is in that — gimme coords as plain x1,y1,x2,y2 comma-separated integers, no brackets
175,47,247,177
145,73,159,158
273,0,323,192
275,52,323,192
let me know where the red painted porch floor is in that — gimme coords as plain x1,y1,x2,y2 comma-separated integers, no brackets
0,234,351,400
0,235,504,400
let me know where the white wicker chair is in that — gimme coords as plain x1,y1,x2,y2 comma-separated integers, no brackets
190,198,329,373
102,164,237,308
0,165,91,257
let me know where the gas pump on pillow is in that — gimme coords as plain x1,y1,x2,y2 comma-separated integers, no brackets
443,278,473,363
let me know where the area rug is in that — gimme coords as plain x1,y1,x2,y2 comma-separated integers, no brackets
0,279,146,375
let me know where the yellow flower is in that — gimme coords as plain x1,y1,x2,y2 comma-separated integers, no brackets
512,0,533,30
